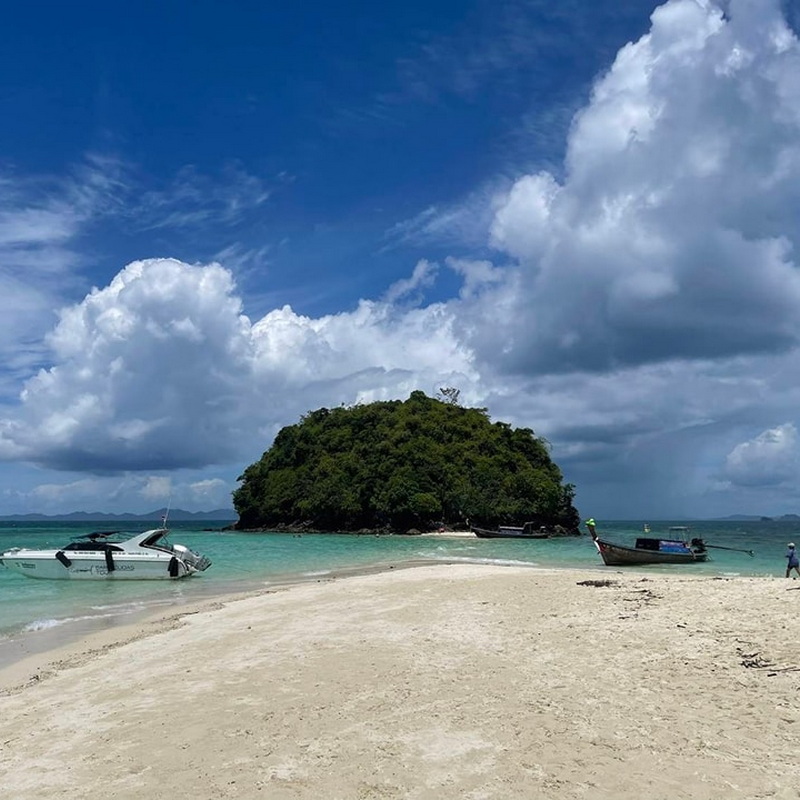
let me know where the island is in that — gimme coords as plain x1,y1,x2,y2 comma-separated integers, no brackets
233,390,580,534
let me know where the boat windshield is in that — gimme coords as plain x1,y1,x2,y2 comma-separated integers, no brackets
141,530,173,550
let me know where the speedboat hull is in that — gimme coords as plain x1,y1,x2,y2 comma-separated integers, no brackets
1,551,196,579
0,527,211,580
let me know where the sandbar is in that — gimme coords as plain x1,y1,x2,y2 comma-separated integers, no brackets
1,564,798,798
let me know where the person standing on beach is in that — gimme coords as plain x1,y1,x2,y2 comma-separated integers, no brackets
786,543,800,578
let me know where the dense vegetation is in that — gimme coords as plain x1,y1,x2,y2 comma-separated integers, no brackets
233,391,580,533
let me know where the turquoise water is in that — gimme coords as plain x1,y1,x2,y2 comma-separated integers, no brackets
0,519,795,653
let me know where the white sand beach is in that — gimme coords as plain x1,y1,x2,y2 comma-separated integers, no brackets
1,564,799,799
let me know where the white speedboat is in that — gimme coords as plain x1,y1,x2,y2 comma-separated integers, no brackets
0,528,212,580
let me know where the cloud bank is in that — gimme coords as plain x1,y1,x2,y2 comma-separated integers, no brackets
481,0,800,374
5,0,800,517
0,258,476,475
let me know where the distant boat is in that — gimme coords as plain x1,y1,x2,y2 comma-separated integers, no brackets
585,520,707,566
471,523,550,539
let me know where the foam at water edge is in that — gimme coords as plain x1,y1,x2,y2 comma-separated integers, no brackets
24,617,74,632
437,556,541,568
23,606,147,633
88,599,173,612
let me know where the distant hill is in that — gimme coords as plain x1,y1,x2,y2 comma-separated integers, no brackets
716,513,800,521
0,507,237,522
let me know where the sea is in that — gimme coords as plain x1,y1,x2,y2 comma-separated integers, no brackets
0,518,796,669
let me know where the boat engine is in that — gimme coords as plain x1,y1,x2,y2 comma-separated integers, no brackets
171,543,212,573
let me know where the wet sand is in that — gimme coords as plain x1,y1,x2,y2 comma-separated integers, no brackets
1,564,798,799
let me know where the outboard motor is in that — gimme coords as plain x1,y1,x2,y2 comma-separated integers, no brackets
171,544,212,573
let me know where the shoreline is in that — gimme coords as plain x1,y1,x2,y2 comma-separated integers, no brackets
0,534,784,686
0,557,463,692
1,563,799,797
0,556,788,693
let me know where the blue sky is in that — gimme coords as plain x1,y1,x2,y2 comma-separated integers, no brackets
2,0,654,317
2,0,800,519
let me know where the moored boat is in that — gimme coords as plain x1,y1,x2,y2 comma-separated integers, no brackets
471,522,550,539
585,519,707,566
0,527,212,580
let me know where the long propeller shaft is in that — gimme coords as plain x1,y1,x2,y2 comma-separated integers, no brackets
704,544,754,557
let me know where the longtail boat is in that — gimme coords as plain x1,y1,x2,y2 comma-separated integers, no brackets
471,522,550,539
585,519,707,566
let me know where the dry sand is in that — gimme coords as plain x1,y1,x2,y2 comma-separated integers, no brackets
1,564,799,799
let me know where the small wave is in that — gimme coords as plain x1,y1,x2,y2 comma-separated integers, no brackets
429,555,539,568
22,602,162,633
302,569,333,577
24,611,123,632
89,601,148,612
24,617,76,632
428,543,478,551
88,596,181,614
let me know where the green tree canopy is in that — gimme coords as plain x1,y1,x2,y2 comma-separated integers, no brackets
233,391,580,533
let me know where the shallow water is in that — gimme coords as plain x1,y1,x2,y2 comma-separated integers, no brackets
0,518,795,657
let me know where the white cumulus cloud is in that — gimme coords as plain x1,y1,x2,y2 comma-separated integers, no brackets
724,423,799,487
475,0,800,375
0,258,478,474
